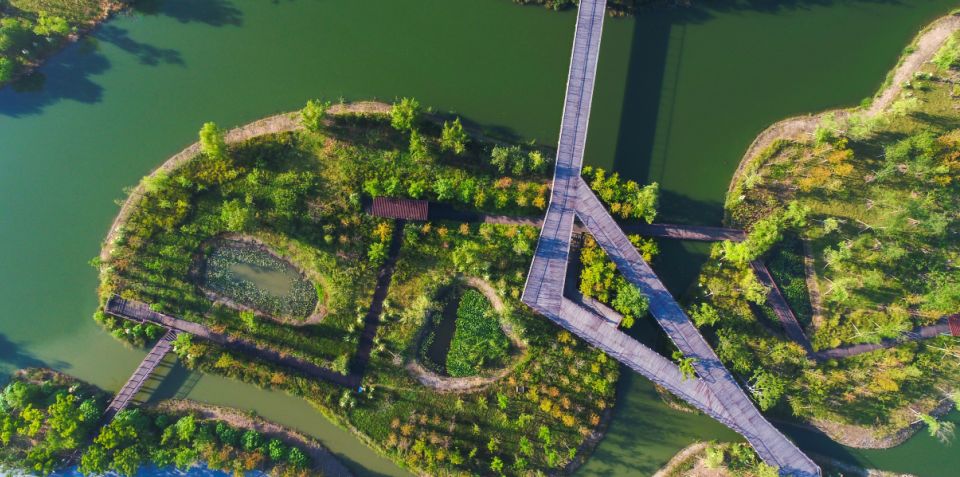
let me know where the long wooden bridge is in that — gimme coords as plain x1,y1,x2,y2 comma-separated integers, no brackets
104,328,178,418
522,0,820,475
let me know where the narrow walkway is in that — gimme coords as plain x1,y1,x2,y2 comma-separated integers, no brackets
105,329,178,419
815,315,960,360
520,0,818,472
574,181,818,476
105,296,357,387
351,221,405,378
751,260,814,354
522,0,607,315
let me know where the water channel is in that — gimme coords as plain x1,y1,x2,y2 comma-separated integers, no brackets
1,0,958,475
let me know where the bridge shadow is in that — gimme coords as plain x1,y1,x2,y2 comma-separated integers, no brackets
609,0,902,222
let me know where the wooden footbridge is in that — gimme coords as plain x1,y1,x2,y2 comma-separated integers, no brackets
105,296,357,387
522,0,820,475
104,328,178,419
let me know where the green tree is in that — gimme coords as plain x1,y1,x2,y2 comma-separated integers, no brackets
47,393,84,448
33,13,70,37
287,447,309,468
242,429,264,451
611,281,648,328
440,117,469,155
691,303,721,327
491,456,504,473
409,129,429,161
175,414,197,442
300,99,328,132
79,445,110,475
749,370,785,411
111,446,142,477
390,97,420,131
407,180,426,198
368,241,388,266
0,57,14,83
199,122,226,160
267,438,287,460
672,350,697,380
220,199,251,232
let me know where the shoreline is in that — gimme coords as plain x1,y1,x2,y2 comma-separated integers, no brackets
150,399,353,477
1,0,129,89
100,101,391,263
728,13,960,198
723,12,960,450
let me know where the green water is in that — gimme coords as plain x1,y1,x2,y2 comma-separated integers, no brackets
1,0,958,475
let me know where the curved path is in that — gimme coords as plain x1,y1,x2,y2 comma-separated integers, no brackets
521,0,818,474
406,277,528,393
101,102,391,262
730,14,960,195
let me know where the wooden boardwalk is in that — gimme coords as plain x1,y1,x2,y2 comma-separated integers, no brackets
523,0,606,315
521,1,819,474
104,329,178,419
750,260,814,354
105,296,357,387
816,315,958,360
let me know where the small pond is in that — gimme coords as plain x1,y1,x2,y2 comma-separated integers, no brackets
200,239,318,320
420,287,510,377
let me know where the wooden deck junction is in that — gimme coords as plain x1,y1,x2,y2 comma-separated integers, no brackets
522,0,820,474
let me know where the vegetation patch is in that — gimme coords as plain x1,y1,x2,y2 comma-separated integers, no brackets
97,98,618,476
200,237,320,322
692,28,960,442
0,0,126,85
0,369,315,476
446,289,511,377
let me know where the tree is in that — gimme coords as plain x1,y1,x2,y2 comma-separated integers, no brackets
440,117,469,155
267,438,287,461
0,57,14,83
199,122,226,160
611,281,648,328
749,370,785,411
672,350,697,380
368,241,387,266
740,270,768,305
390,97,420,131
220,199,252,232
491,456,504,473
918,413,956,444
47,393,84,448
111,446,142,477
175,414,197,442
300,99,328,132
691,303,721,327
33,13,70,37
242,429,264,451
409,130,429,161
407,180,426,198
287,447,309,468
79,445,109,475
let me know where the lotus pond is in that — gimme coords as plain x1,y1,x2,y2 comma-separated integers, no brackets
200,239,320,321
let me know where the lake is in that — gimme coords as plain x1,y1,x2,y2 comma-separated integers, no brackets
1,0,957,475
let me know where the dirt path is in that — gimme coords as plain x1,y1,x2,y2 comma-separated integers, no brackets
729,14,960,196
152,399,353,477
100,101,391,262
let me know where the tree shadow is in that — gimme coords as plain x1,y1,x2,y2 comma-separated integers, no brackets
133,0,243,27
98,24,184,66
0,333,70,371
